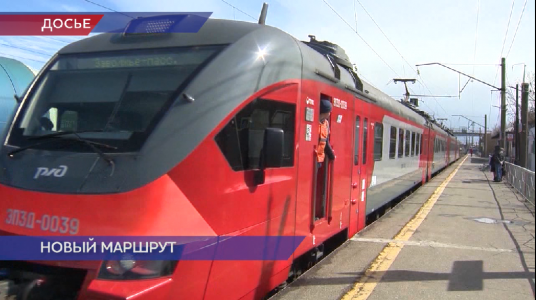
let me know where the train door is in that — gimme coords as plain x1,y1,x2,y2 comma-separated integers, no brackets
310,93,352,230
348,113,367,237
422,124,431,182
348,99,373,237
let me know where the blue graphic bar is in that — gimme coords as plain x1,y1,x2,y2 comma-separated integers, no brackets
0,12,212,33
0,236,305,261
93,12,212,33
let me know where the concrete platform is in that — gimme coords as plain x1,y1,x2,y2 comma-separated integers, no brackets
271,155,535,300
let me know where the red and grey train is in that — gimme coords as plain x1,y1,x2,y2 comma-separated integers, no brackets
0,15,459,300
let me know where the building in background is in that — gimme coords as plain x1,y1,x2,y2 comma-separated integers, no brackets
0,57,36,133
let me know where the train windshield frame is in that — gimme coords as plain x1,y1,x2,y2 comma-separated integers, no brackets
5,45,226,153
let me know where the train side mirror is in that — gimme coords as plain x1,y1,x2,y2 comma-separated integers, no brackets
254,128,285,185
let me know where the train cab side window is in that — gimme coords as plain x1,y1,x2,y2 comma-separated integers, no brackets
374,122,383,161
389,126,397,159
215,98,296,171
405,130,410,157
398,128,404,158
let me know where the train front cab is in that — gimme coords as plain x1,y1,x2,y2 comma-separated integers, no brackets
0,22,308,300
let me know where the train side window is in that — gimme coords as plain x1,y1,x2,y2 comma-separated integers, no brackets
389,126,397,159
374,122,383,161
416,133,420,155
215,98,296,171
411,132,416,156
419,134,424,154
405,130,410,157
398,128,404,158
363,118,368,164
354,116,360,165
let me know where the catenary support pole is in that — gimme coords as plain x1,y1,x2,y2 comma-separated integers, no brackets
501,58,506,154
484,114,487,157
515,84,519,165
520,83,529,168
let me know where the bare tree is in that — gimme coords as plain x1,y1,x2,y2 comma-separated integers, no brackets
506,72,535,128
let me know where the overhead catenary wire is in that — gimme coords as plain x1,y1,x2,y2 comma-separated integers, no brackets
82,0,135,19
220,0,257,20
0,52,47,63
493,0,516,87
505,0,528,58
323,0,441,116
471,0,481,117
0,42,53,57
354,0,414,76
352,0,447,117
321,0,400,77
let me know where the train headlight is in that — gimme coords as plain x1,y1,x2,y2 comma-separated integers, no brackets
98,260,177,280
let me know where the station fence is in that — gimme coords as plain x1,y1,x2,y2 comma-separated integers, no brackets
504,162,535,207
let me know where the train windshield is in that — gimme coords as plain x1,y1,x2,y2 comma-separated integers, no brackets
6,45,224,152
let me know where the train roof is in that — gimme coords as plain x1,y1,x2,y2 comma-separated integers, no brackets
55,17,453,137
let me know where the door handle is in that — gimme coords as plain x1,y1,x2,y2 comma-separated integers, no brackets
352,182,358,189
351,199,357,205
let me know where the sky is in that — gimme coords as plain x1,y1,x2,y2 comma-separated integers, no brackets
1,0,535,137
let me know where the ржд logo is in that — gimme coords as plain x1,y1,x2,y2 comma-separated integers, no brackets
34,165,68,179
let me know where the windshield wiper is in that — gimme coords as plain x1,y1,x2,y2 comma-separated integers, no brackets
8,131,117,165
28,129,105,140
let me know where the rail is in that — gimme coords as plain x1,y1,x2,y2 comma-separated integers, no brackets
503,162,535,207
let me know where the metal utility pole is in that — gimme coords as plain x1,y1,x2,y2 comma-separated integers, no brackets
520,83,529,168
484,114,487,157
471,121,475,147
479,127,482,153
515,84,519,165
501,57,507,154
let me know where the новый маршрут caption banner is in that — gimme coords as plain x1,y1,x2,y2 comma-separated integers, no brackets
0,236,305,261
0,12,212,36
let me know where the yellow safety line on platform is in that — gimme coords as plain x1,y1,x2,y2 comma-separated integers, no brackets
340,155,469,300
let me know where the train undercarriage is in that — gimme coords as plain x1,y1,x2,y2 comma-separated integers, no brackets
0,262,85,300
